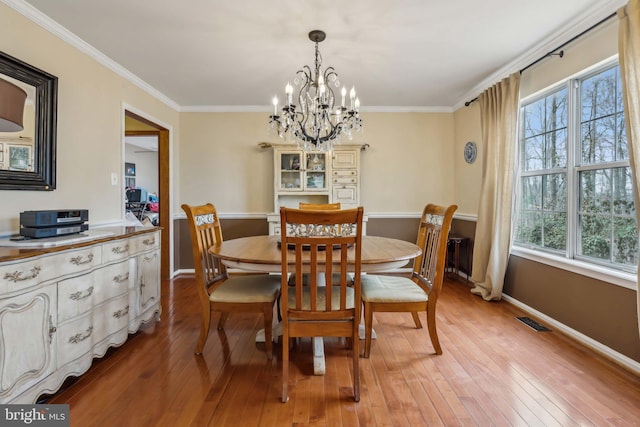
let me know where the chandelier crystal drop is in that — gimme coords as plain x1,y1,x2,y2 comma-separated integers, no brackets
268,30,363,152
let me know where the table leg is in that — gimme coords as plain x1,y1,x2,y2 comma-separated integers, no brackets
255,322,282,342
257,274,376,376
313,337,326,375
358,323,376,340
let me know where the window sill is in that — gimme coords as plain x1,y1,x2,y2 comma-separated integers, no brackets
510,246,638,291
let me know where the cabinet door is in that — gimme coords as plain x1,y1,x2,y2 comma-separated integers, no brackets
278,151,303,191
137,251,160,316
0,284,56,401
332,185,358,206
304,152,328,191
332,150,358,169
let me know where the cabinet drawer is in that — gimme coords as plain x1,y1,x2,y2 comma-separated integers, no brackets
57,261,130,323
93,294,129,344
95,261,131,305
102,238,133,263
0,246,101,295
57,312,94,367
332,185,358,204
103,232,159,263
58,272,95,322
332,176,358,185
332,170,357,177
133,232,160,253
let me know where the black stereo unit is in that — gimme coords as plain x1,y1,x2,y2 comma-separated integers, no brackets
20,209,89,228
19,209,89,239
20,223,89,239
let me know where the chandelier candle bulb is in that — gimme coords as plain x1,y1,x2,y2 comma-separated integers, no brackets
341,87,346,107
285,83,293,105
272,96,278,115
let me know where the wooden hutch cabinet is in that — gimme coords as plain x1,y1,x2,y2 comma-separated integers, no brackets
266,144,363,235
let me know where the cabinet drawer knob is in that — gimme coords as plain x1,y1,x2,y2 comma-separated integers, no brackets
70,253,94,266
143,238,155,246
113,305,130,319
111,244,130,254
113,273,130,283
69,286,94,301
68,326,93,344
4,266,41,282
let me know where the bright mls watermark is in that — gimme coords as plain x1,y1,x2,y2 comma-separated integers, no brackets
0,405,69,426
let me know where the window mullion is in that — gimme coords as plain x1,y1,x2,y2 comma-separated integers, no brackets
565,79,578,261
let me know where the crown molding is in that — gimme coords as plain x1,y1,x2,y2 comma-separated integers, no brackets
453,0,627,111
180,105,454,113
2,0,181,111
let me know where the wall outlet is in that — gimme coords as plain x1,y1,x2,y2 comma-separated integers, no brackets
111,172,118,186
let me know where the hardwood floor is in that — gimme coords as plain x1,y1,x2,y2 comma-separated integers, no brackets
46,275,640,426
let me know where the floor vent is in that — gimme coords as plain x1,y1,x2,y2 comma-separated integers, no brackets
516,316,551,332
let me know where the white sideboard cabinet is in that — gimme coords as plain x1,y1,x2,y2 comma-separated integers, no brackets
267,144,363,235
0,227,161,404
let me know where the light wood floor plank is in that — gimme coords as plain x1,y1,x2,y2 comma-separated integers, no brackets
44,275,640,426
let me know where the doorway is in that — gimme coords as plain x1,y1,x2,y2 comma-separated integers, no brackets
125,110,171,280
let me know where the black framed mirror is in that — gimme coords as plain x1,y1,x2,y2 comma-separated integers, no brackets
0,50,57,190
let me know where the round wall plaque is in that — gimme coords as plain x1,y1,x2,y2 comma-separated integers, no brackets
464,141,477,164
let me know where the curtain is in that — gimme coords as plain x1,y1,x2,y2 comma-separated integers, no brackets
618,0,640,337
470,72,521,301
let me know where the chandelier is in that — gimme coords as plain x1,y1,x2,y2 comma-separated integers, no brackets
268,30,362,151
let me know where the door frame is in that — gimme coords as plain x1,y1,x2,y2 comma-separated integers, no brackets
124,108,172,281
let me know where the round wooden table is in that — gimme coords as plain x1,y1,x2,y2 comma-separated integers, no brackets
209,234,422,374
209,235,421,273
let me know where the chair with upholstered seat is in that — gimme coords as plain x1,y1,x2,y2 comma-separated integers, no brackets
182,203,281,359
280,206,364,402
361,203,457,357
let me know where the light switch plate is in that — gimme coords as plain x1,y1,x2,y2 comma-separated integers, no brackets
111,172,118,186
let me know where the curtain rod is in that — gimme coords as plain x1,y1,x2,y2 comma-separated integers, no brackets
464,11,617,107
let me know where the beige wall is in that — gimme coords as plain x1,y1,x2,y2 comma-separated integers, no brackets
0,3,178,233
358,112,456,213
178,111,457,215
519,18,619,99
452,103,482,217
178,113,274,213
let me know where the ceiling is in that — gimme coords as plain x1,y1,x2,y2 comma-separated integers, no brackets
13,0,625,111
125,135,158,152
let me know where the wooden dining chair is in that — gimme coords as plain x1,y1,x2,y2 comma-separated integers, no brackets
182,203,281,359
361,203,457,357
279,206,364,402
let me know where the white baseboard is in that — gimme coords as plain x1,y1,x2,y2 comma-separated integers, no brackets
502,294,640,376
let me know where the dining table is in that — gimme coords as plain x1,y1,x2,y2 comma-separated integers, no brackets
209,234,422,374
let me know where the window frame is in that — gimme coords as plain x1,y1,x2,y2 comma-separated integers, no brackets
512,56,638,290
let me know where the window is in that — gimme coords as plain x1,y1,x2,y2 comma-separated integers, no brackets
515,62,638,273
